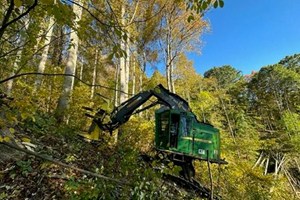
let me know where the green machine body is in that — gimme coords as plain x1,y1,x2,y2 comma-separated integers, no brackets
155,109,221,162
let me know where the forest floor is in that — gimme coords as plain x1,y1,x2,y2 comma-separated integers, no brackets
0,123,197,200
0,130,116,199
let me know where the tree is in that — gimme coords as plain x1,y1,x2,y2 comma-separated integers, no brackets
55,2,83,122
204,65,242,89
248,64,300,191
119,2,127,104
279,53,300,73
160,1,208,92
135,0,162,93
204,65,242,142
34,15,55,90
173,53,201,103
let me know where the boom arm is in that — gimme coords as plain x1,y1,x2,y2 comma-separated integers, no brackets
89,84,192,133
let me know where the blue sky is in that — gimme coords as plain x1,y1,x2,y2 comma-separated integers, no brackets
189,0,300,75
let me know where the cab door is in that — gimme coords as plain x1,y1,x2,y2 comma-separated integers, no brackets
170,113,180,148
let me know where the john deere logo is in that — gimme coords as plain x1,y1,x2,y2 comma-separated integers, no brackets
198,149,206,155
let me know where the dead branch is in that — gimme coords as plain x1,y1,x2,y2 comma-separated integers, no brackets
0,141,126,185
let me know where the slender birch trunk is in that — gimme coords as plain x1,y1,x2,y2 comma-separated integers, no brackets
119,3,127,104
114,64,120,107
170,59,175,93
264,154,270,175
137,52,146,117
55,2,82,122
34,16,55,90
253,152,264,168
119,55,126,103
219,94,236,143
7,54,21,95
91,49,98,99
46,76,53,112
283,168,299,198
32,28,44,55
79,62,83,80
125,34,130,97
164,15,174,92
52,26,65,66
140,51,146,92
132,56,136,95
166,29,171,91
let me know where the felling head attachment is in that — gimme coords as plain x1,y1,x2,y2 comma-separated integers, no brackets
79,107,110,141
89,108,116,135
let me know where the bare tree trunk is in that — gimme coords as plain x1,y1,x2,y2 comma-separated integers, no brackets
140,51,146,92
253,152,264,168
166,30,171,91
139,67,143,92
137,52,146,117
52,26,65,66
260,158,266,167
119,56,126,103
283,168,300,198
264,154,270,175
165,17,175,93
116,3,130,143
125,33,130,97
34,16,55,90
132,56,136,95
218,95,236,144
275,154,285,175
114,64,120,107
79,62,83,80
55,2,82,122
170,60,175,93
46,77,53,112
275,157,279,175
7,60,19,95
32,28,44,55
91,49,98,99
119,3,127,104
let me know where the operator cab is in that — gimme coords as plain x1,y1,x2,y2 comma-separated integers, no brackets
155,109,222,162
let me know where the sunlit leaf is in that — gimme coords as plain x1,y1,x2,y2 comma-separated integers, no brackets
21,137,31,143
219,0,224,8
187,15,195,23
9,128,15,134
213,0,218,8
3,137,10,142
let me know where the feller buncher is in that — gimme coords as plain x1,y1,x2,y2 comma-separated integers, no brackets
83,84,227,198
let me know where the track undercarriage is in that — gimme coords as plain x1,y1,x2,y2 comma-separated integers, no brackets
141,150,225,199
